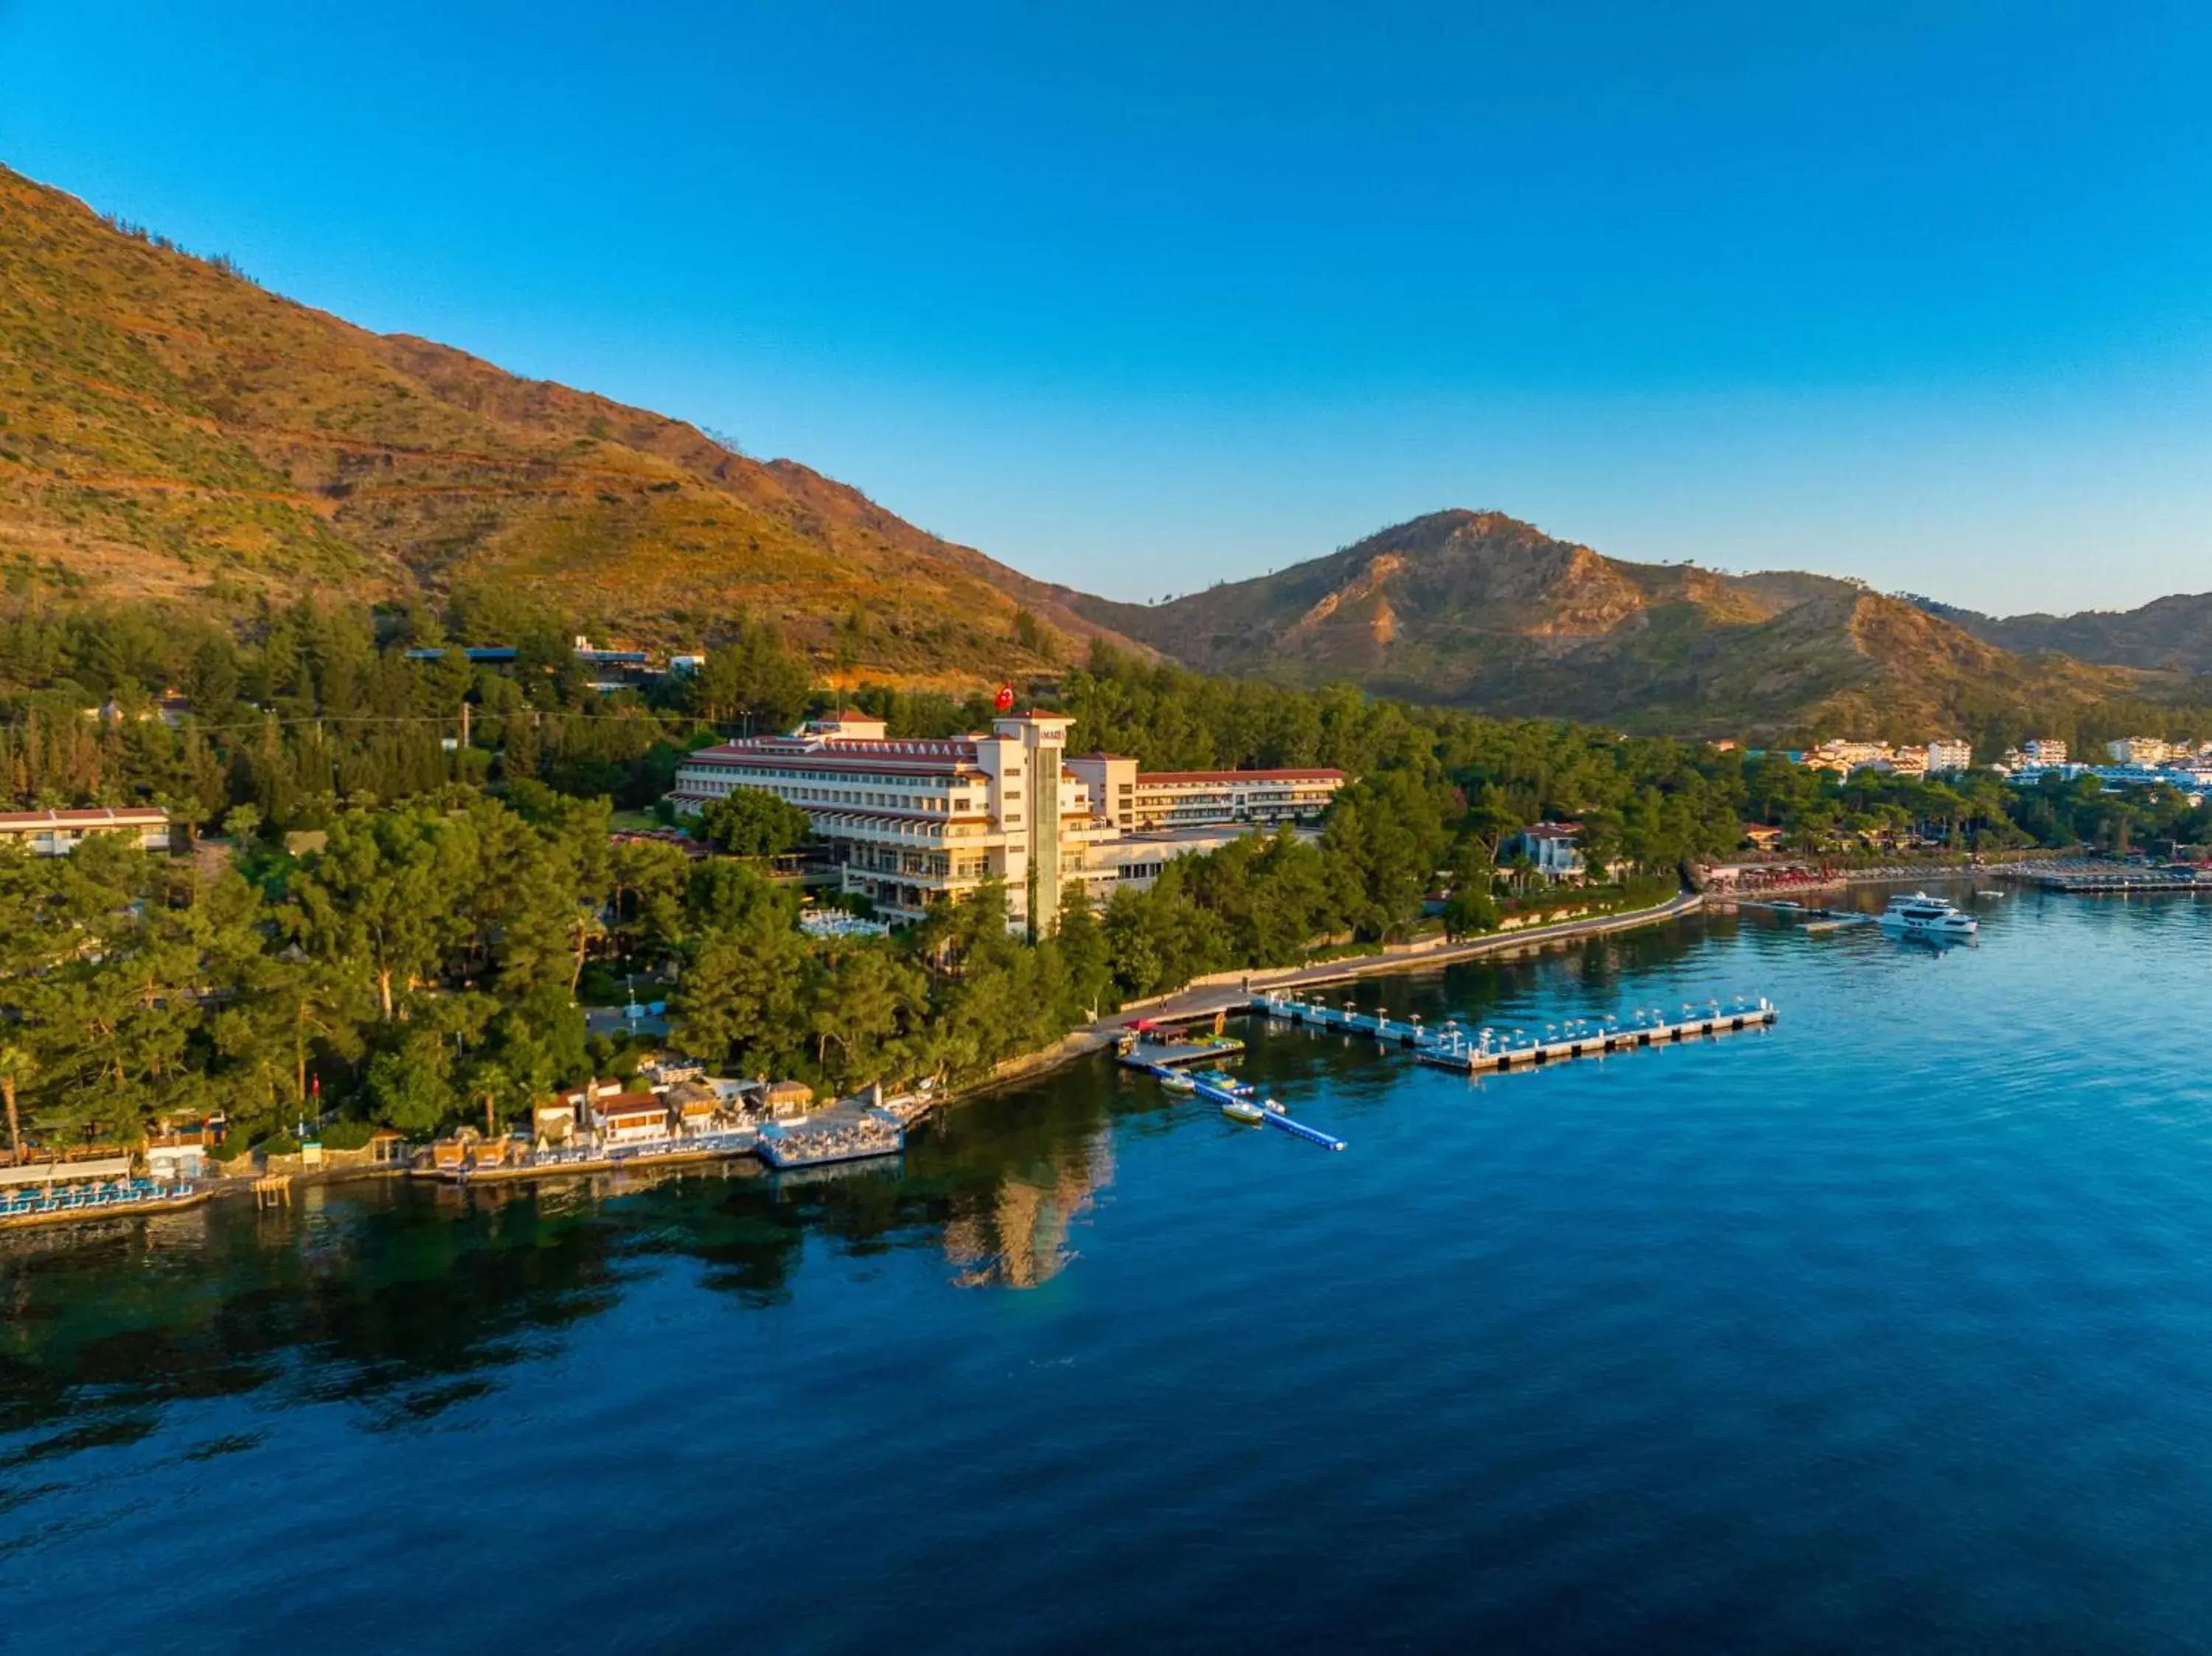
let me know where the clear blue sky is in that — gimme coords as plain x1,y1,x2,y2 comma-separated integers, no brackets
6,0,2211,613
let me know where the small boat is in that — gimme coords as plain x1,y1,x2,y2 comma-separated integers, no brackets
1262,1097,1287,1115
1194,1069,1256,1097
1877,892,1978,939
1221,1099,1266,1124
1158,1071,1197,1093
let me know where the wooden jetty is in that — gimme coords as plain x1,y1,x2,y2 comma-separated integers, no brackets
1251,989,1777,1074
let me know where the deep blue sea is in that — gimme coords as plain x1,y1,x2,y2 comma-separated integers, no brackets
7,884,2212,1653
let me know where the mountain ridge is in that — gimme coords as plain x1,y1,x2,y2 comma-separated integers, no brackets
1074,509,2151,738
0,161,1141,687
1911,591,2212,676
3,159,2198,737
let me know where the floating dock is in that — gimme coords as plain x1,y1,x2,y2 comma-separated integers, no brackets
1259,1110,1347,1151
1251,990,1776,1075
1801,916,1873,934
1993,867,2211,894
1163,1070,1348,1151
1113,1034,1247,1071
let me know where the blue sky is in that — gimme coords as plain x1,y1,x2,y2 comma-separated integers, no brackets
4,0,2210,612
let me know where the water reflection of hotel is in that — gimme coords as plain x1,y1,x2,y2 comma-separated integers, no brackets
942,1130,1116,1290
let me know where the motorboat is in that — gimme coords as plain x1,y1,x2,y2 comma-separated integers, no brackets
1193,1070,1256,1097
1221,1099,1266,1124
1877,892,1978,939
1158,1071,1197,1093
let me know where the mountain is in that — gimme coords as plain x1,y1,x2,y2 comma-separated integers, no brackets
1912,593,2212,676
1074,509,2143,737
0,162,1138,687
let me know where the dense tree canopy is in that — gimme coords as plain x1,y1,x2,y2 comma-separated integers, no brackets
3,608,2202,1163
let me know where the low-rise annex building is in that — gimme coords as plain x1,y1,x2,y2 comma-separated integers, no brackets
0,807,172,857
1062,754,1343,832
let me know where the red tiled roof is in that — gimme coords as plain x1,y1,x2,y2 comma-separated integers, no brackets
594,1093,666,1117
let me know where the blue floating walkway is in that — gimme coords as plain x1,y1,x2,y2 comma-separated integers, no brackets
1182,1074,1346,1151
1259,1110,1347,1152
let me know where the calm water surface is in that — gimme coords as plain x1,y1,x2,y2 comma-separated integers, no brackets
8,886,2212,1653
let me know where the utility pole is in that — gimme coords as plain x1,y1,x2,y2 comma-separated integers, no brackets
459,700,471,749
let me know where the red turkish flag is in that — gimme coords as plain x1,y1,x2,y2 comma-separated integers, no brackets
994,683,1015,713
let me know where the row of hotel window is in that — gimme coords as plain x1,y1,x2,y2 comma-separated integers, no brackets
692,776,978,813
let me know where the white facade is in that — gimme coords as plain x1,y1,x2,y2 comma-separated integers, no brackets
1506,824,1586,880
672,713,1111,930
2107,737,2174,765
1063,754,1343,833
672,717,1344,930
1924,739,1974,774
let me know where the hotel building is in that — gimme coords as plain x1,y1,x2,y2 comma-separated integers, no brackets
669,717,1344,931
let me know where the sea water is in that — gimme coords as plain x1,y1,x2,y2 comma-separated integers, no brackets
6,885,2212,1652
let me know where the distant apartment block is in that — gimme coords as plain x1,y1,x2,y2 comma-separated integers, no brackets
1924,739,1974,774
669,717,1346,930
0,807,172,857
2107,737,2174,765
1807,738,1977,778
1804,740,1893,775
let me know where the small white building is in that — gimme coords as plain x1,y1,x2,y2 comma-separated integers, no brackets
1504,823,1586,881
1924,739,1974,774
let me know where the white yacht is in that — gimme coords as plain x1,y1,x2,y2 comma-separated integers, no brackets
1877,892,1978,939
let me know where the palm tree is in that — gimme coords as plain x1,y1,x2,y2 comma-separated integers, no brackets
0,1041,33,1165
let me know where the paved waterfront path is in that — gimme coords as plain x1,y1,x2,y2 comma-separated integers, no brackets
1079,891,1706,1037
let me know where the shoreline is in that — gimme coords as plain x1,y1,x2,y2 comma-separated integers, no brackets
953,889,1708,1107
12,866,2052,1227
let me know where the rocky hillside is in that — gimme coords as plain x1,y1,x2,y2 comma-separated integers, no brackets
1077,509,2142,737
0,162,1137,688
1914,592,2212,676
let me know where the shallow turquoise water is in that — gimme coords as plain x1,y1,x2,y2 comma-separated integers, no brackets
7,886,2212,1652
